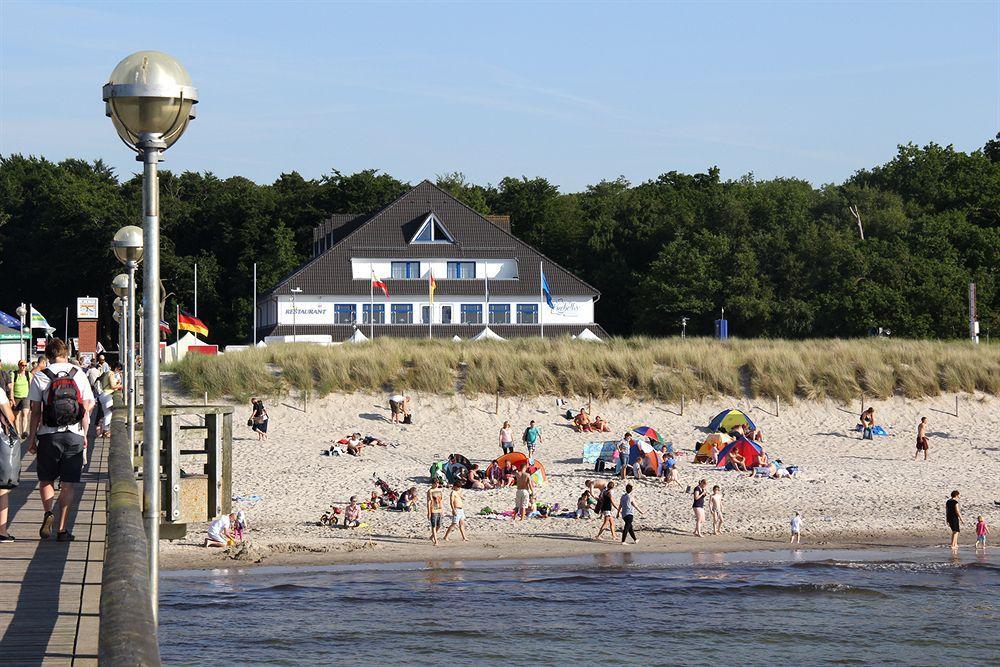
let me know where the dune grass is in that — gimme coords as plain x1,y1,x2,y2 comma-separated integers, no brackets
169,337,1000,404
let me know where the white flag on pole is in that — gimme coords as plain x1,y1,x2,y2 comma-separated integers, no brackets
30,306,55,334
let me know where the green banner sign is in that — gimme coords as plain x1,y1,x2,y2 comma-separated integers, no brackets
0,332,31,341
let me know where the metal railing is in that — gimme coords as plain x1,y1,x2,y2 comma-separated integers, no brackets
99,414,161,666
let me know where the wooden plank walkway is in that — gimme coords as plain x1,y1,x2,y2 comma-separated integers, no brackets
0,435,107,666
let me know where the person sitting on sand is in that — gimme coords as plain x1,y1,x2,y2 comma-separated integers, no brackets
592,415,612,433
860,407,876,440
396,487,418,511
204,513,237,547
344,497,361,528
758,450,769,467
728,449,748,472
660,452,680,485
748,426,764,442
346,433,364,456
574,409,593,432
577,489,595,519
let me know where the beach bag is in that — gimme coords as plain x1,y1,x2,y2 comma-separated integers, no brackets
594,459,606,472
42,368,85,427
403,413,412,425
0,422,21,489
247,418,254,428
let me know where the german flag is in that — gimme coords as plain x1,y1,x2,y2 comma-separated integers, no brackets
178,311,208,337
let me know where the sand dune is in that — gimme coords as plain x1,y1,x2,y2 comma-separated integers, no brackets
160,390,1000,568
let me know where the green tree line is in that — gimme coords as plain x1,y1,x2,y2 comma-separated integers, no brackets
1,136,998,344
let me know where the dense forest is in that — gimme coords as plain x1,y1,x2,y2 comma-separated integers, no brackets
1,136,998,344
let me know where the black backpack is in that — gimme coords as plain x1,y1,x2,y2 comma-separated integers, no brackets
42,368,85,428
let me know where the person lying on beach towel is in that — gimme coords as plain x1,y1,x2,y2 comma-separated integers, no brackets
574,409,593,432
592,415,612,432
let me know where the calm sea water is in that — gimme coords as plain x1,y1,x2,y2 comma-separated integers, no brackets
159,548,998,666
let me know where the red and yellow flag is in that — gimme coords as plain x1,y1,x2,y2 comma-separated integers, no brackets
178,311,209,337
428,270,436,304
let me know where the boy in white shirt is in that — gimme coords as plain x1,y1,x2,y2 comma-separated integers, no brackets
790,512,803,544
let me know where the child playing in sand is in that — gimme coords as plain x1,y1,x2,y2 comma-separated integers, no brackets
790,512,803,544
976,516,988,549
344,497,361,528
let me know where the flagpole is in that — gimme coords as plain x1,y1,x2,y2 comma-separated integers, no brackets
64,306,69,345
176,304,180,346
428,271,432,340
252,262,257,344
194,263,198,318
485,271,490,328
539,262,545,339
370,263,375,340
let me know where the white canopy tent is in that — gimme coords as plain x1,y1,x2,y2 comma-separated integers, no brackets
576,328,603,342
471,327,506,342
346,328,369,343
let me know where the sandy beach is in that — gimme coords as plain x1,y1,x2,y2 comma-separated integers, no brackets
160,390,1000,570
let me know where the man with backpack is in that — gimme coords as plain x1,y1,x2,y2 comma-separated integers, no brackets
26,338,95,542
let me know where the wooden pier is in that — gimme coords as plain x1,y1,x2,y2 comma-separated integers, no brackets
0,435,107,665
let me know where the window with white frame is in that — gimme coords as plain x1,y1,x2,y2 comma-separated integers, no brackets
391,261,420,279
448,261,476,280
460,304,483,325
334,304,356,324
421,305,431,324
363,304,385,324
489,303,510,324
441,305,452,324
410,213,454,244
517,304,539,324
391,304,413,324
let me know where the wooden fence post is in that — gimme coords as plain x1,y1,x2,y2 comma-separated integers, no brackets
681,394,685,416
495,390,500,416
955,395,959,418
776,395,780,417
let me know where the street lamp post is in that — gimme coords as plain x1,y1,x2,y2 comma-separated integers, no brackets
114,297,126,360
104,50,197,623
113,226,144,463
290,287,302,343
16,304,27,362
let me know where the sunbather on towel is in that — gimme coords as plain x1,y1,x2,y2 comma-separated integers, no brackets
592,415,611,432
574,409,593,432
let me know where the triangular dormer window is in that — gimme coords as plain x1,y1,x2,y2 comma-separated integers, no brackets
410,212,455,244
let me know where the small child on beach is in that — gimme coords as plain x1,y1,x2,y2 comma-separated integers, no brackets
710,486,724,534
976,516,988,549
790,512,803,544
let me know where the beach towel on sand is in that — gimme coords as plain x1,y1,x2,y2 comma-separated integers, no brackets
582,441,617,464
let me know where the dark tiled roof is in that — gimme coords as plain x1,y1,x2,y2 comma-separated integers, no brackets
266,181,598,299
259,323,609,342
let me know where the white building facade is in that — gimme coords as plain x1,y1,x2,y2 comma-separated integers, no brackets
257,181,605,341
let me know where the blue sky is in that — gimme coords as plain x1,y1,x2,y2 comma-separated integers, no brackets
1,1,997,191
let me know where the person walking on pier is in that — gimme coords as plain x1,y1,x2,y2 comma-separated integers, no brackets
26,338,95,542
0,385,18,542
